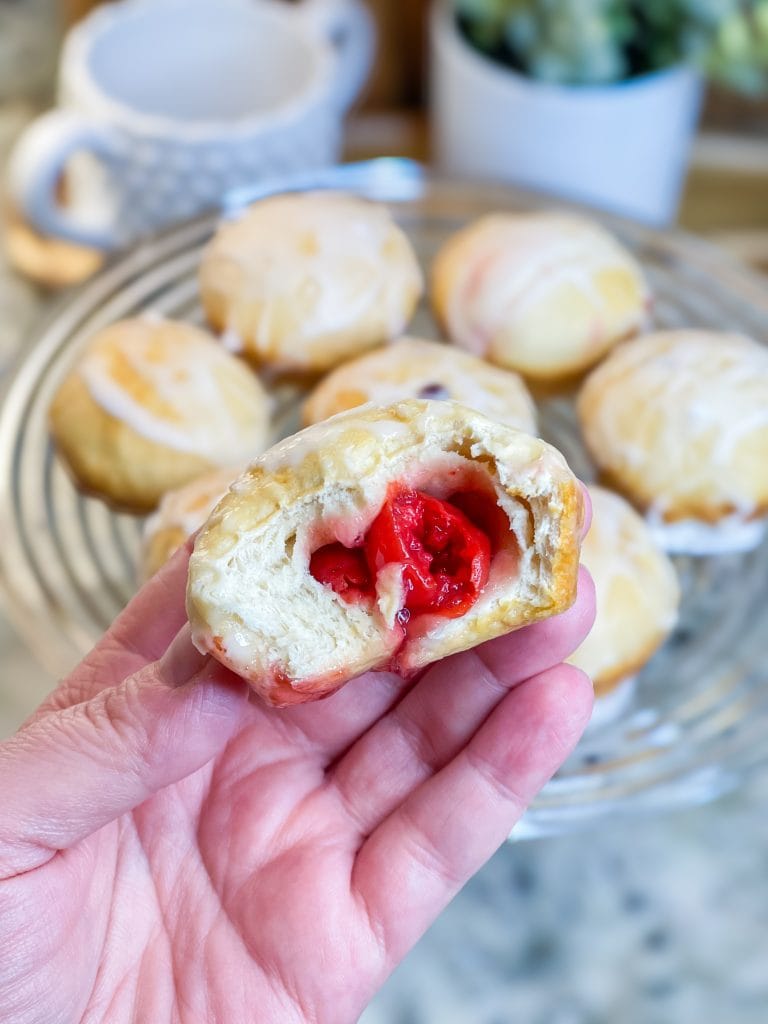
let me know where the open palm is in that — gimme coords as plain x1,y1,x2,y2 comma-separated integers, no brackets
0,544,594,1024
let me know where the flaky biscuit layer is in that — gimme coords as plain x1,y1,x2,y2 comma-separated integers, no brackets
187,399,583,706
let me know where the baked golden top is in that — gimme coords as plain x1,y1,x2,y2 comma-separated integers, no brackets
302,336,537,434
578,329,768,523
568,485,680,694
141,466,240,579
49,317,270,511
432,211,649,379
199,192,423,373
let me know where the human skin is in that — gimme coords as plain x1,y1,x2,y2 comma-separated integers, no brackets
0,534,594,1024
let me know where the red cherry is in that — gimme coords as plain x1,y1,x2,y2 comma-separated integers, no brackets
309,543,373,603
448,489,510,554
364,488,491,618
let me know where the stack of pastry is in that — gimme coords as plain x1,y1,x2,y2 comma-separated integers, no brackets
50,193,425,514
48,189,768,716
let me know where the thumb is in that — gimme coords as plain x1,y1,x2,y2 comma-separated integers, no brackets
0,627,248,880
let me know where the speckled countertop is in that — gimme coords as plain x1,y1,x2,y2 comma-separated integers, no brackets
362,769,768,1023
4,107,768,1024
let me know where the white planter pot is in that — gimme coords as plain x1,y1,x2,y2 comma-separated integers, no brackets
430,1,704,225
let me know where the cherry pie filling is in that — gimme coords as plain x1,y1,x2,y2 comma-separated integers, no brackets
309,486,506,622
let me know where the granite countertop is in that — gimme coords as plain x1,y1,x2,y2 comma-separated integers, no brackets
362,768,768,1024
3,108,768,1024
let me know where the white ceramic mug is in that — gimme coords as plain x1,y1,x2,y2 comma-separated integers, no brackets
8,0,373,248
430,1,702,225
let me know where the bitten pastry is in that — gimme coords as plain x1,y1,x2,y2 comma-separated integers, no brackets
432,211,650,380
302,336,537,433
568,486,680,699
49,317,270,512
187,400,583,707
578,329,768,554
140,466,239,580
199,192,423,374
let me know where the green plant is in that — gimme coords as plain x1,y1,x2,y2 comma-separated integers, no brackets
455,0,768,91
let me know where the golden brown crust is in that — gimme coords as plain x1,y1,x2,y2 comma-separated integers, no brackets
48,318,271,512
595,468,768,525
567,485,679,694
301,336,537,434
187,400,583,706
139,466,240,577
5,208,104,288
142,526,188,580
50,373,212,513
431,212,650,381
578,330,768,525
198,193,424,374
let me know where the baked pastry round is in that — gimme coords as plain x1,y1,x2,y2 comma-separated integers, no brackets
49,317,270,512
567,485,680,697
140,466,239,580
187,399,583,707
302,336,537,433
578,329,768,553
431,211,650,380
199,192,423,374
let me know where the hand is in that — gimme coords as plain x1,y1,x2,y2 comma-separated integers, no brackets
0,541,594,1024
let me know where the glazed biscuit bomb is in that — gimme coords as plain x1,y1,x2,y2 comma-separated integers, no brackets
140,466,240,581
578,329,768,554
431,211,650,381
302,336,537,434
568,485,680,728
199,192,424,374
49,317,271,512
187,400,584,708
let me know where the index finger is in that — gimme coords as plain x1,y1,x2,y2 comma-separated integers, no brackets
351,663,593,964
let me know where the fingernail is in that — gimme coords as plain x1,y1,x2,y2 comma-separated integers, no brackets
159,625,209,687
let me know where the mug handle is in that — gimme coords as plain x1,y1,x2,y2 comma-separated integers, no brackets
7,109,122,250
298,0,375,112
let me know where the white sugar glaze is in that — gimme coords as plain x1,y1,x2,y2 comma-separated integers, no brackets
310,339,536,434
257,408,413,473
581,330,768,517
446,214,647,355
648,512,767,555
143,466,239,540
79,321,267,463
209,192,422,342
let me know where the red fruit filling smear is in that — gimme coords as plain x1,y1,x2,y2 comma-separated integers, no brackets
310,487,493,619
366,488,492,618
309,543,374,604
447,489,510,555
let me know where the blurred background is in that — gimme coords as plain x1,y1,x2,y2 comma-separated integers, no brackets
3,3,768,1023
2,1,768,266
3,0,768,407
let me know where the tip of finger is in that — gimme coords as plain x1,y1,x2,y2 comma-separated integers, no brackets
563,663,596,720
579,481,592,541
577,565,596,622
536,663,595,748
